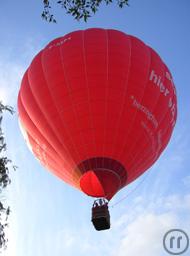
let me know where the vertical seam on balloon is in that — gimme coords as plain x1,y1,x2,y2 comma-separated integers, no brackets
56,39,88,181
60,40,91,182
102,31,124,197
21,70,71,168
30,51,81,183
113,37,152,185
122,46,157,178
129,60,170,171
82,30,97,172
131,90,175,176
110,33,132,181
41,37,90,184
128,54,175,180
76,30,95,176
19,88,77,186
33,53,78,174
40,49,79,172
18,93,59,162
102,29,109,172
125,48,163,172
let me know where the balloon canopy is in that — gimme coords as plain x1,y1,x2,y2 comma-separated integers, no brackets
18,28,177,200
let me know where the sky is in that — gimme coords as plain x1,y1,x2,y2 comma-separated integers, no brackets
0,0,190,255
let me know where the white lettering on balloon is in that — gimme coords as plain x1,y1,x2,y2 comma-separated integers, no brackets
149,70,170,96
149,70,177,127
48,37,71,50
131,95,158,129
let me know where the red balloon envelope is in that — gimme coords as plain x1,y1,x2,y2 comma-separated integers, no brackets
18,28,177,200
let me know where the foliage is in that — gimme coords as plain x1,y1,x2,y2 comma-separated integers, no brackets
42,0,129,22
0,102,14,252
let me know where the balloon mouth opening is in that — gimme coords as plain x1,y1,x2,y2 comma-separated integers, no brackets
77,157,127,200
80,169,121,200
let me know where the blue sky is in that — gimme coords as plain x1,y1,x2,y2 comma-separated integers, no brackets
0,1,190,255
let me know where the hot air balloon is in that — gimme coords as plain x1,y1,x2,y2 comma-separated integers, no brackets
17,28,177,230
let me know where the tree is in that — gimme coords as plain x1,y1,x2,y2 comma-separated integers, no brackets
42,0,129,23
0,102,14,252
